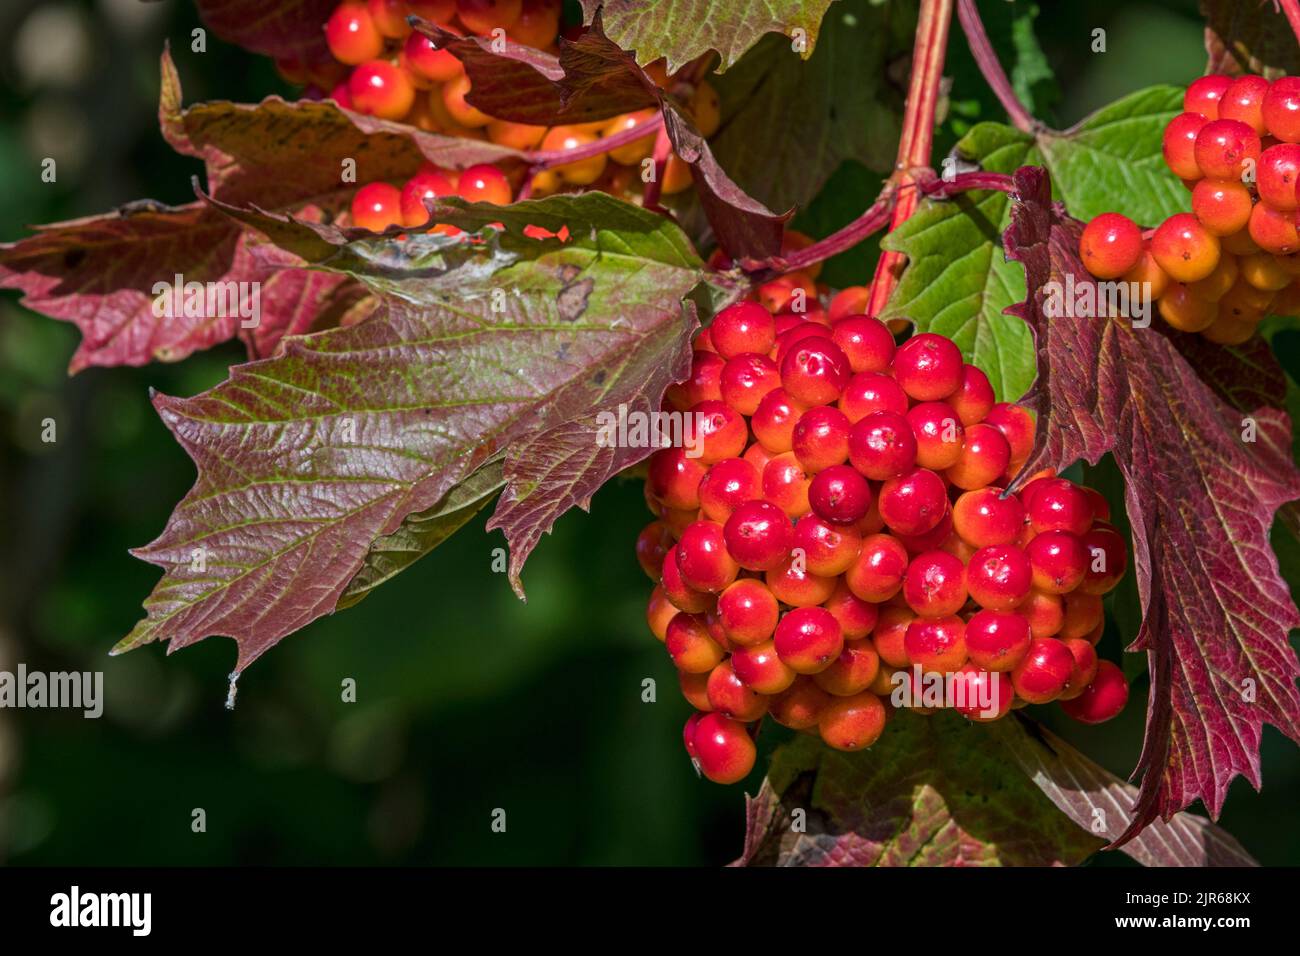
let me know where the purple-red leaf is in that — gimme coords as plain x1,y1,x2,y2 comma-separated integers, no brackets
1004,164,1300,844
194,0,335,62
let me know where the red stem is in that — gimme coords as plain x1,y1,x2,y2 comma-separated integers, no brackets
865,0,954,318
1281,0,1300,45
956,0,1036,133
523,112,665,170
642,126,673,210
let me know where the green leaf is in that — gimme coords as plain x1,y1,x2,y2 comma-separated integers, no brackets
877,192,1035,403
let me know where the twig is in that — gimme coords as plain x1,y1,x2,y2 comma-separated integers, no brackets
956,0,1037,133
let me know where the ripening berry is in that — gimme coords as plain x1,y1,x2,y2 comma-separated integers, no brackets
698,457,761,523
350,60,417,119
945,365,995,426
780,337,851,405
765,553,837,606
1263,75,1300,143
1162,111,1209,179
983,402,1034,470
807,465,872,525
869,606,913,669
1222,227,1263,257
711,302,777,359
635,520,674,579
845,533,909,603
723,499,793,571
1151,213,1221,283
1218,74,1270,135
1026,530,1088,594
350,182,404,232
368,0,414,37
1184,74,1232,119
839,371,910,423
831,316,895,373
791,405,852,472
1121,248,1171,301
945,423,1011,491
1189,179,1253,236
667,350,724,409
774,606,844,674
1239,251,1292,291
829,286,871,320
717,579,780,646
1219,276,1276,323
904,615,968,673
1158,282,1218,332
893,333,964,401
966,544,1033,611
758,271,817,314
403,31,465,85
689,80,721,137
1248,201,1300,254
1060,659,1129,724
399,166,456,226
458,164,513,204
665,611,725,673
646,585,677,641
1026,477,1093,536
903,550,968,618
1186,251,1238,301
1193,118,1261,181
676,520,739,593
660,153,695,195
689,400,746,464
769,677,831,729
823,579,880,639
601,109,658,164
818,692,886,750
953,487,1024,547
1203,315,1257,344
1257,143,1300,211
792,514,862,576
1078,525,1128,595
848,410,917,480
813,638,881,697
907,402,964,470
1010,636,1074,704
327,3,386,65
952,666,1014,721
1017,587,1063,639
660,543,713,613
540,125,607,184
731,640,797,695
761,451,812,519
896,507,954,555
751,388,806,453
1079,213,1143,279
775,324,832,365
1056,637,1100,702
692,712,756,783
878,467,948,536
720,352,781,416
706,660,770,721
964,608,1031,671
457,0,522,33
508,0,561,47
648,446,706,510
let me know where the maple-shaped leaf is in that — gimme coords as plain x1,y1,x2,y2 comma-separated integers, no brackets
1201,0,1300,77
993,718,1257,866
194,0,335,61
0,202,352,372
735,711,1104,866
1004,164,1300,844
117,191,708,670
581,0,837,73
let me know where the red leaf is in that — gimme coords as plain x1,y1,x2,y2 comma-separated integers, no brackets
194,0,335,61
1004,165,1300,843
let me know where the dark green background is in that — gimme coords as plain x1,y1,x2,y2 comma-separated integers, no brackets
0,0,1296,866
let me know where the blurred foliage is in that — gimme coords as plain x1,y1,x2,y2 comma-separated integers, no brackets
0,0,1296,866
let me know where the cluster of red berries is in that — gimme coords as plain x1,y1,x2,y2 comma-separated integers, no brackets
1079,73,1300,343
349,161,512,231
638,300,1131,784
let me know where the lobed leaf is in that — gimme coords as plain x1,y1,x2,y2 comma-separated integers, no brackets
194,0,335,61
1003,165,1300,844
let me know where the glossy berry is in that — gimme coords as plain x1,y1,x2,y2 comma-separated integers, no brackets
761,452,812,519
964,608,1031,672
716,579,780,646
983,403,1035,471
780,338,850,405
706,660,769,721
765,553,837,607
457,0,523,34
1026,478,1093,536
1026,530,1088,594
791,405,851,472
807,464,872,524
326,3,385,65
1060,660,1129,724
966,544,1032,611
945,365,995,426
399,167,455,227
676,520,739,593
1240,252,1291,291
830,316,895,373
848,410,917,480
1263,75,1300,143
902,550,968,618
839,371,910,424
1056,637,1100,701
646,585,677,641
458,164,512,205
1151,212,1221,283
791,515,862,576
720,353,781,416
540,125,607,184
723,499,793,571
1162,111,1209,179
350,182,403,232
635,520,674,579
1079,213,1142,279
769,677,831,729
823,580,880,639
647,446,706,510
751,388,806,452
1190,179,1253,237
1218,74,1270,135
1258,143,1300,211
665,612,725,673
813,638,881,697
402,30,464,84
774,606,844,674
878,467,948,536
845,533,909,603
731,640,797,695
945,423,1011,491
1193,118,1261,181
1248,201,1300,254
666,350,723,409
904,615,968,673
818,692,886,750
660,544,713,613
1010,637,1075,704
1184,74,1232,120
1079,525,1128,595
952,666,1014,722
1158,282,1219,332
711,302,777,359
692,713,756,784
697,457,761,523
907,401,964,470
953,487,1024,547
349,60,416,120
690,400,747,464
871,605,915,669
892,333,963,401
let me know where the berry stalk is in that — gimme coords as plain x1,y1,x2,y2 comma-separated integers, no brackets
956,0,1037,133
866,0,955,318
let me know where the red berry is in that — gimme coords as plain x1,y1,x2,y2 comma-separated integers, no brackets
635,520,674,579
706,660,770,721
660,543,713,613
1026,477,1094,536
1079,525,1128,595
774,606,844,674
1151,212,1222,283
872,605,915,669
845,533,909,603
952,666,1014,721
964,608,1031,671
838,371,910,423
829,286,870,320
1057,637,1100,701
1193,118,1262,181
1163,111,1209,179
350,182,403,232
682,711,704,756
823,579,880,639
904,615,968,673
830,316,895,373
945,423,1011,491
1060,659,1129,724
1219,74,1270,135
791,513,863,576
813,638,881,696
646,586,677,641
458,164,512,204
896,506,954,554
878,467,948,536
369,0,414,37
966,544,1032,611
1025,530,1088,594
769,677,831,729
648,446,706,510
952,487,1024,547
1017,588,1064,639
692,712,756,783
807,464,873,525
1258,143,1300,211
893,333,963,401
732,640,797,694
399,167,456,227
983,403,1035,469
665,611,725,673
666,350,724,409
1184,74,1232,120
691,400,748,464
327,3,385,65
402,30,464,85
1263,75,1300,143
711,302,777,359
717,578,780,646
762,451,813,519
791,405,851,472
848,410,917,480
349,60,416,120
765,553,837,606
945,365,995,426
1248,201,1300,254
457,0,523,34
780,338,850,405
676,520,739,593
723,499,793,571
818,692,886,750
1079,213,1143,279
1190,178,1253,236
907,401,964,470
720,352,781,416
751,388,807,453
903,550,968,617
697,457,761,523
1010,637,1074,703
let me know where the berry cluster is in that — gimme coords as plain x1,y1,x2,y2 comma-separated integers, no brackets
640,301,1131,783
1079,74,1300,343
349,161,512,231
